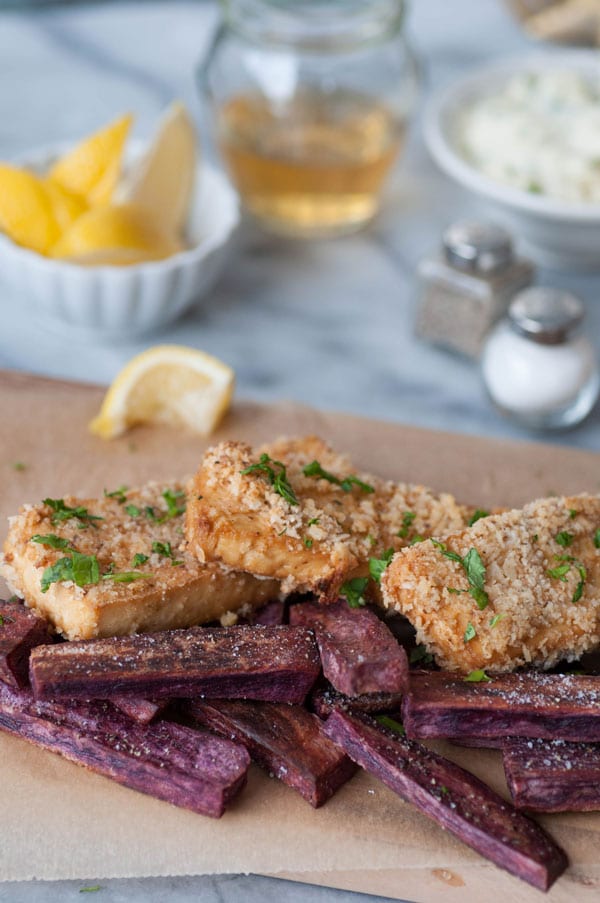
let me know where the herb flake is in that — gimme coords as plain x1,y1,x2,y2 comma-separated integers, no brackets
242,453,298,506
302,460,374,495
468,509,489,527
340,577,369,608
464,669,491,683
368,548,394,584
463,622,476,643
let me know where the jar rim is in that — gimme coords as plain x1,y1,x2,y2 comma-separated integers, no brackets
221,0,406,52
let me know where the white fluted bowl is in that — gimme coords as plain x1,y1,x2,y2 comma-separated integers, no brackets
0,144,240,339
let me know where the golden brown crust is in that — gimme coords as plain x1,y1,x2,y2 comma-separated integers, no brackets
381,494,600,673
185,436,472,601
1,481,279,640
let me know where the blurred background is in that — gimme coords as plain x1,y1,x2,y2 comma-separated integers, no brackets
0,0,599,446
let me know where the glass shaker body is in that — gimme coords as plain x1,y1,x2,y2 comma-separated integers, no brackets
416,252,533,359
482,289,600,430
200,0,419,238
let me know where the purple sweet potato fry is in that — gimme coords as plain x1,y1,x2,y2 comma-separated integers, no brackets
0,598,52,688
403,670,600,742
323,709,568,892
504,737,600,812
289,600,408,696
186,698,356,807
310,684,403,720
249,600,286,627
110,696,170,724
0,680,249,817
29,625,321,704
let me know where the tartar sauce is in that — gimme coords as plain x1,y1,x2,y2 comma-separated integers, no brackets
459,70,600,204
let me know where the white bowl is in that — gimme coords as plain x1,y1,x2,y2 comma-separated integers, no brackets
0,142,240,338
424,52,600,271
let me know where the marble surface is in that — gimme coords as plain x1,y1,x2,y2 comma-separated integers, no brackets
0,1,599,901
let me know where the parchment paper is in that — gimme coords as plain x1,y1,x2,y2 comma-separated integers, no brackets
1,369,600,901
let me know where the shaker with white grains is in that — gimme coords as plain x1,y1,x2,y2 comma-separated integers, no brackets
415,221,534,359
482,287,599,430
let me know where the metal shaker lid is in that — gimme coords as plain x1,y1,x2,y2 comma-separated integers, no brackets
443,221,514,273
508,287,584,345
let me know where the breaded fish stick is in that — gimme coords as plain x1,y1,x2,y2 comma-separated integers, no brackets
381,494,600,673
185,436,471,602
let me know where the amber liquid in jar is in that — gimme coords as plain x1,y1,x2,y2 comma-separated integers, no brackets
217,88,403,238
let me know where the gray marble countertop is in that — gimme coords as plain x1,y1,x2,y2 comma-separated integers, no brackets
0,0,598,900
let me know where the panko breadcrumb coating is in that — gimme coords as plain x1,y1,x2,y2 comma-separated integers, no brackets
381,494,600,673
0,481,279,640
185,436,472,601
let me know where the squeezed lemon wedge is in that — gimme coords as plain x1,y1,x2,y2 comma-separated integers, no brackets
49,114,133,206
50,204,181,265
89,346,235,439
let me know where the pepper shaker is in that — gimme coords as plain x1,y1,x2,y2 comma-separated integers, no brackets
415,221,534,358
481,287,599,430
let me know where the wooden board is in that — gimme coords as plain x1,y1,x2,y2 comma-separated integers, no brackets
1,368,600,901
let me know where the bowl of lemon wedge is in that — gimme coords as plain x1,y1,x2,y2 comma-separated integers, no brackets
0,103,239,338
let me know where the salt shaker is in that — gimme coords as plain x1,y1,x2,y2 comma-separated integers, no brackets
482,287,599,430
415,221,534,358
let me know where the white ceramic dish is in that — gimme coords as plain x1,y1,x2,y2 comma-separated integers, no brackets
424,52,600,271
0,142,240,339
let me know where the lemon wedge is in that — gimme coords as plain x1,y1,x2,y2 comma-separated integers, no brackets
49,114,133,206
120,101,197,238
89,346,235,439
0,164,60,254
42,179,87,232
50,204,182,265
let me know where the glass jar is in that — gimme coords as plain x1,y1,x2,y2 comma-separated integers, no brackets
199,0,418,238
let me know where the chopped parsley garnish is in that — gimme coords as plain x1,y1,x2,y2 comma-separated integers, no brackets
547,563,571,581
468,509,489,527
41,552,100,593
307,517,320,526
547,554,587,603
555,531,574,548
132,553,149,567
375,715,405,735
397,511,416,539
241,453,298,506
464,669,491,683
43,498,103,528
79,888,102,894
368,548,394,584
463,622,476,643
489,613,505,629
532,534,539,542
102,571,152,583
30,533,74,551
594,529,600,549
409,644,433,665
432,540,489,610
104,485,128,504
340,577,369,608
144,490,186,524
163,488,186,518
152,541,173,558
303,537,313,549
12,461,26,471
0,614,14,627
302,460,374,495
125,504,141,518
410,534,425,545
569,509,578,519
